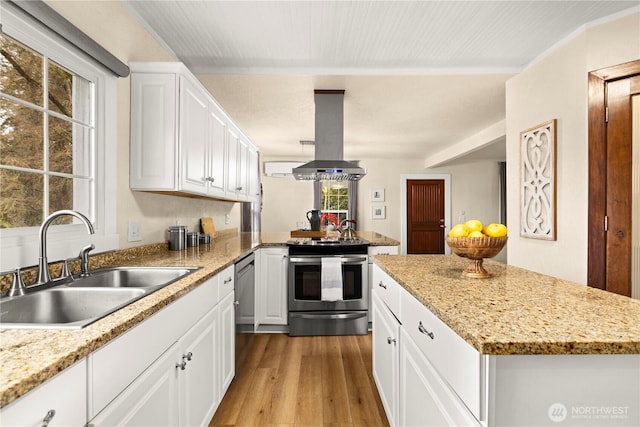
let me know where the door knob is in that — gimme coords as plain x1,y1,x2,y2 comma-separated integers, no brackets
617,230,624,237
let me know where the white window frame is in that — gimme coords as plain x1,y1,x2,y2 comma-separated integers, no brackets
0,5,118,271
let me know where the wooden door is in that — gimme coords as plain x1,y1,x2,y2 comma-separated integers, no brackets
407,179,445,254
588,60,640,297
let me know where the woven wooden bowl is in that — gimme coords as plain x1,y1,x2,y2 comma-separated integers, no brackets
446,236,507,278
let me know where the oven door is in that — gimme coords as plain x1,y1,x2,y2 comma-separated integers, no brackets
288,255,368,312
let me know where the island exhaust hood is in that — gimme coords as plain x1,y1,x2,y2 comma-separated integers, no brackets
293,90,366,181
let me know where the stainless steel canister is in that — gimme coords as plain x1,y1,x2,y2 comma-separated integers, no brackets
168,226,187,250
187,232,200,247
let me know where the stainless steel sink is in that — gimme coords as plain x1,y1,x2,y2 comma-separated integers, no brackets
67,267,199,290
0,266,199,329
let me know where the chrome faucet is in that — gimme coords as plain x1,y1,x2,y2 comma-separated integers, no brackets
36,210,95,285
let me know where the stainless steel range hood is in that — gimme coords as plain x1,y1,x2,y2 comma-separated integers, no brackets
293,90,366,181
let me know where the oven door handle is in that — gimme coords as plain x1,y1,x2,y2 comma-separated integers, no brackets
289,256,368,264
293,312,367,320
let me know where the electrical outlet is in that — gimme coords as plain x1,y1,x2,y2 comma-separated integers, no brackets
225,214,231,224
128,221,142,242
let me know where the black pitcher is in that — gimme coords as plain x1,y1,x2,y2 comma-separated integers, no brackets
306,210,321,231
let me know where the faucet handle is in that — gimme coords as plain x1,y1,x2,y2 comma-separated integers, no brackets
59,259,74,280
7,269,27,297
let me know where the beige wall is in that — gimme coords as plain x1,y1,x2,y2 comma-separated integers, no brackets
505,12,640,284
46,1,241,248
262,156,504,259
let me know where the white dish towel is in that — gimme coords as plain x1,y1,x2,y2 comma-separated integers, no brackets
321,257,343,301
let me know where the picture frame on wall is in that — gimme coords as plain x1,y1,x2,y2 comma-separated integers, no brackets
371,188,385,202
372,206,386,220
520,119,557,240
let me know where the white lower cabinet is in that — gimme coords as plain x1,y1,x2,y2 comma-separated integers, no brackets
0,360,87,426
89,267,235,427
371,264,480,427
255,247,288,327
399,328,480,427
372,291,400,427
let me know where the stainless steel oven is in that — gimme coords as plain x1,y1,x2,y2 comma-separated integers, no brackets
287,241,369,336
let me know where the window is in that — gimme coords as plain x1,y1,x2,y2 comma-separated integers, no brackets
0,34,93,228
0,5,117,270
320,181,350,226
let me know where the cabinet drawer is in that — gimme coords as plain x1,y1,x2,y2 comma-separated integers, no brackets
0,360,87,426
218,264,235,299
88,275,217,418
371,264,401,320
401,290,481,419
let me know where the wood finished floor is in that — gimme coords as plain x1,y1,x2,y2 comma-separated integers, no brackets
209,333,390,427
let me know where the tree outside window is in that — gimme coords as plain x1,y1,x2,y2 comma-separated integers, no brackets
0,33,93,228
320,181,349,226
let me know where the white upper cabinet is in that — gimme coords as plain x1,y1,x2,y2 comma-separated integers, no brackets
130,62,259,203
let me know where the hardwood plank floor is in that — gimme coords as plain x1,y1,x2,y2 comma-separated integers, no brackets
209,333,389,427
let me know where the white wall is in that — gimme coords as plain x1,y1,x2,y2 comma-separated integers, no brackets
505,11,640,284
46,1,241,248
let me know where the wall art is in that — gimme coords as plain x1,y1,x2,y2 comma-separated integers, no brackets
371,188,385,202
372,206,386,220
520,119,556,240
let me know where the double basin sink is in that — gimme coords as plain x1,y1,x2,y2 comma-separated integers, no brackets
0,267,200,329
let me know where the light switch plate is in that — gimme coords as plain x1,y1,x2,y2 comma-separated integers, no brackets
128,221,142,242
225,214,230,224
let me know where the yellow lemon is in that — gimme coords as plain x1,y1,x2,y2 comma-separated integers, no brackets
448,223,469,237
485,223,507,237
464,219,483,233
468,230,484,238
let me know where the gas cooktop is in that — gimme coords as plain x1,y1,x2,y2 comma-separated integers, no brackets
287,238,370,255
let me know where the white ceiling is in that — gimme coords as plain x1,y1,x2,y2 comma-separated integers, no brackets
123,0,638,163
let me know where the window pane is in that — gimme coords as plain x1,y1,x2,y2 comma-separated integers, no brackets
49,175,73,215
49,115,73,174
48,60,72,117
0,97,44,170
0,34,44,106
0,168,43,228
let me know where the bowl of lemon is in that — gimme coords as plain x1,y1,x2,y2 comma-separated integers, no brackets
446,220,507,279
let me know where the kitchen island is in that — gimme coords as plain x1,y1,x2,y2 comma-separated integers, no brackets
371,254,640,426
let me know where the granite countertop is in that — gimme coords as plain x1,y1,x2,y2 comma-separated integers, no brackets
0,230,398,408
373,254,640,356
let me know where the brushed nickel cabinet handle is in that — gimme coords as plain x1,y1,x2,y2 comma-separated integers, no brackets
378,281,387,289
418,321,434,339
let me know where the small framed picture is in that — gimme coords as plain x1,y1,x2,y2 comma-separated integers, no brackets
372,206,386,220
371,188,385,202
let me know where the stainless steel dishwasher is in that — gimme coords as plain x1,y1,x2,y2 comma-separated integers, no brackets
234,253,255,333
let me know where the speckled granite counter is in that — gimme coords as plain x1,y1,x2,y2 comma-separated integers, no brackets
0,230,398,408
373,254,640,356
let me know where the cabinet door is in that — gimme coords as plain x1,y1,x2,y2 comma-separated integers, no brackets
90,343,180,427
399,329,480,427
130,73,177,190
0,360,86,427
226,127,239,196
218,291,236,399
207,102,227,197
237,138,249,200
256,247,289,325
179,75,210,195
372,291,400,427
179,307,217,427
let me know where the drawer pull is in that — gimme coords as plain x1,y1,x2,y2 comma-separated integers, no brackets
387,337,397,345
182,351,193,361
418,321,434,339
224,277,233,284
378,281,387,289
176,360,187,370
42,409,56,427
